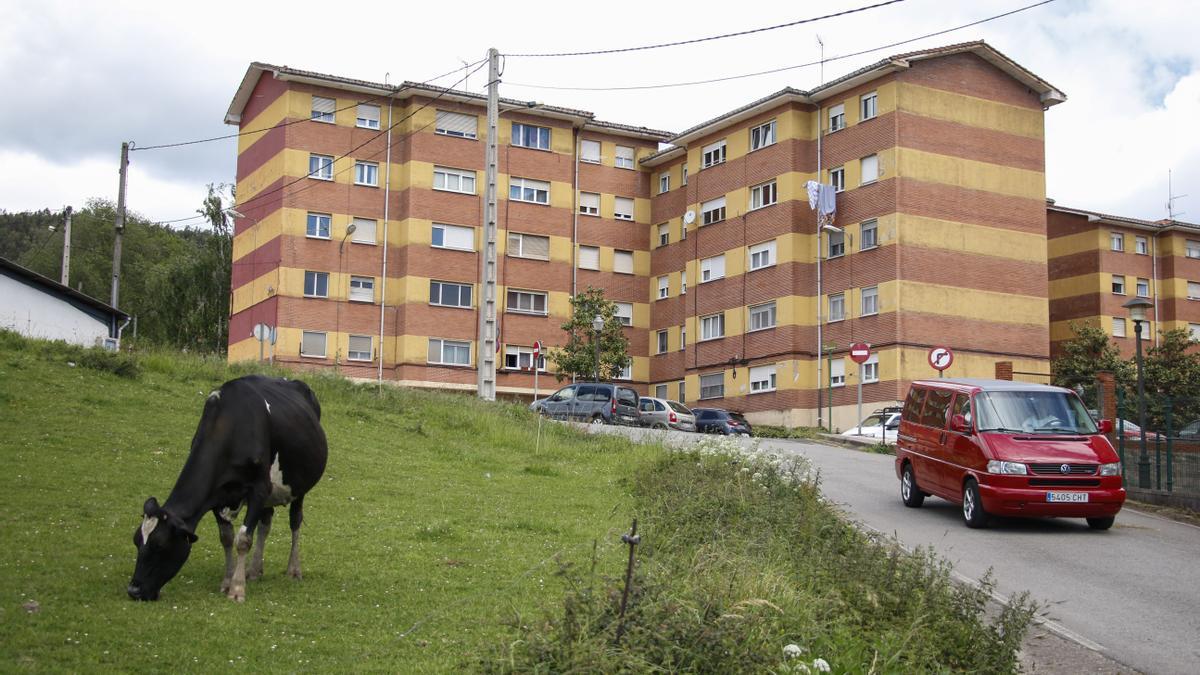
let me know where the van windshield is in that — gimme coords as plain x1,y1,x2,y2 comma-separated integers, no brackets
975,390,1098,434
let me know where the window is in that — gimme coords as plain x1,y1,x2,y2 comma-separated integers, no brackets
615,145,635,169
1188,240,1200,259
504,345,546,371
506,289,547,315
749,120,776,151
1190,323,1200,341
700,313,725,340
348,335,372,361
749,365,776,393
657,330,669,354
657,223,670,247
830,358,846,387
680,217,687,239
749,240,776,271
655,384,668,399
657,275,669,299
700,254,725,283
304,271,329,298
659,173,670,194
830,167,845,192
617,362,633,381
750,180,777,209
701,197,726,225
509,177,550,204
862,354,879,383
311,96,335,123
351,217,377,244
861,92,878,121
701,140,726,169
700,373,724,399
615,302,633,326
513,123,551,150
508,232,550,260
301,331,327,358
1111,232,1124,251
828,229,845,258
749,301,776,331
1112,275,1125,295
434,166,476,194
1135,236,1148,255
579,192,600,216
681,165,688,185
861,286,879,316
1113,317,1126,338
680,270,686,295
578,245,600,270
614,197,634,220
306,212,331,239
829,103,845,132
356,104,380,130
432,223,475,251
309,154,333,180
828,293,845,322
349,276,374,303
1189,281,1200,299
581,139,601,163
614,250,634,274
679,380,687,402
428,338,470,366
861,154,879,184
860,219,878,249
435,110,477,138
429,280,472,308
1136,278,1150,297
679,325,686,350
354,161,378,187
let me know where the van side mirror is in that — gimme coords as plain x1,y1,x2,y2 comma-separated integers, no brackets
950,414,970,433
1098,419,1113,434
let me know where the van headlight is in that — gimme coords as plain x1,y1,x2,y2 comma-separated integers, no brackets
987,460,1028,475
1099,462,1122,476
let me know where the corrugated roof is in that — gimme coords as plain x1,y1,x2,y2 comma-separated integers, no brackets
1048,202,1200,232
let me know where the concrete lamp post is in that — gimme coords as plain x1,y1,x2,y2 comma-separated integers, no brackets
1122,295,1154,488
592,314,605,383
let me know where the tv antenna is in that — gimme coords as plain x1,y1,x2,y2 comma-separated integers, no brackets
1168,169,1187,220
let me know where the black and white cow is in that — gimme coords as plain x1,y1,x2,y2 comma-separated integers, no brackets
128,375,328,602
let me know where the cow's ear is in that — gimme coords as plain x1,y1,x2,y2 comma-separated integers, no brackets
143,497,161,517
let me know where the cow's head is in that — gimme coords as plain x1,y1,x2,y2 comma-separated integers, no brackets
127,497,197,601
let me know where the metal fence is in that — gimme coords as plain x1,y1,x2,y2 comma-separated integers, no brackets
1114,389,1200,498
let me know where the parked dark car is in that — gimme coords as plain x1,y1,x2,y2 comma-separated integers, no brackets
693,408,753,436
539,382,641,426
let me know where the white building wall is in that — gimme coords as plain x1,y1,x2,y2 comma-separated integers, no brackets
0,274,111,347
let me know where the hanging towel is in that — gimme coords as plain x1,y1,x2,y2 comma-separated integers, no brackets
806,180,837,218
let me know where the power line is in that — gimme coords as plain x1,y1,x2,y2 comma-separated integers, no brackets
506,0,906,58
506,0,1057,92
131,58,486,152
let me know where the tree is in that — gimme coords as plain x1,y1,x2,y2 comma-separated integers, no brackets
546,286,630,382
1142,327,1200,429
1051,321,1134,409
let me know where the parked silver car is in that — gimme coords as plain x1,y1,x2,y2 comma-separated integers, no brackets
638,397,696,432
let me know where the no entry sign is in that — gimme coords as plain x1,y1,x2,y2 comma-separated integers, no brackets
532,340,542,360
849,342,871,364
928,346,954,372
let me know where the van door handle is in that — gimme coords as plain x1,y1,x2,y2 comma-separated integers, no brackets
939,431,947,445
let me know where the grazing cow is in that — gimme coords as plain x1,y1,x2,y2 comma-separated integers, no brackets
128,375,328,602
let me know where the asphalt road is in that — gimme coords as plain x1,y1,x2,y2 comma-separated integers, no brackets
590,426,1200,674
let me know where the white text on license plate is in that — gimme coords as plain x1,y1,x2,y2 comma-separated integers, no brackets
1046,492,1088,503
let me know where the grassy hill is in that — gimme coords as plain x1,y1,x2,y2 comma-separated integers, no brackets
0,333,1031,672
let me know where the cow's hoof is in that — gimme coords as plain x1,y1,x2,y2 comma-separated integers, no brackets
287,568,302,581
220,578,231,593
247,568,263,581
228,586,246,602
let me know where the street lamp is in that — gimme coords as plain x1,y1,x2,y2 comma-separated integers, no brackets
1123,296,1154,488
592,314,605,382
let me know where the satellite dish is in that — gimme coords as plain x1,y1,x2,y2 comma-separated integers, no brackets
683,210,696,225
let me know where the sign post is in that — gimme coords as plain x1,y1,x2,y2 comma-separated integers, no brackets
928,346,954,378
850,342,872,435
252,323,274,363
532,340,542,404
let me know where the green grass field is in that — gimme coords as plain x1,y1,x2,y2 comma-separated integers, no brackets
0,334,654,672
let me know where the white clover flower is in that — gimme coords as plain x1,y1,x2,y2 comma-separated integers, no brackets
752,472,763,481
812,657,830,672
783,643,804,658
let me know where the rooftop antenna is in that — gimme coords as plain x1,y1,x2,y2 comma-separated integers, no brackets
817,34,825,84
1168,169,1187,220
460,58,470,91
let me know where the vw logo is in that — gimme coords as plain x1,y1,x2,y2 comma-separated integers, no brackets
1060,463,1071,474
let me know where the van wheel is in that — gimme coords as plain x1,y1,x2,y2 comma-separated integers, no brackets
590,415,605,426
962,479,990,529
1087,516,1115,531
900,463,924,508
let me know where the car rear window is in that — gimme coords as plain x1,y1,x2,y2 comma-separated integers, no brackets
730,412,749,425
617,388,638,407
668,401,692,415
902,386,925,421
918,389,953,429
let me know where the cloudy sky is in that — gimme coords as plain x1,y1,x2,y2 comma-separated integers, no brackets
1,0,1195,225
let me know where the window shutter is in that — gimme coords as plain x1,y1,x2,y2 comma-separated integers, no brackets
524,234,550,259
349,276,374,302
348,335,372,360
443,224,474,250
616,145,635,164
579,246,599,269
436,110,477,137
581,140,601,162
861,154,878,182
312,96,336,114
614,250,634,274
702,196,726,213
302,331,326,357
580,192,600,211
357,104,380,125
614,197,634,218
831,358,845,380
351,217,377,244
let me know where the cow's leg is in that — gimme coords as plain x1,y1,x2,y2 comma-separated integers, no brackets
248,508,273,581
287,497,305,580
229,481,271,602
216,513,235,593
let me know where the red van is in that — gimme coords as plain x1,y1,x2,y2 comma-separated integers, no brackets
895,379,1125,530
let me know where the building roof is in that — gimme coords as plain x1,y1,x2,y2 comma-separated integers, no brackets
225,62,673,142
0,256,129,322
1047,202,1200,233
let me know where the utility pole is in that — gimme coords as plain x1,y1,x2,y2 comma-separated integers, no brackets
111,141,130,337
60,206,72,286
477,48,499,401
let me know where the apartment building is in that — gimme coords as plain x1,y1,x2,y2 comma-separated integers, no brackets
225,41,1064,430
1048,203,1200,357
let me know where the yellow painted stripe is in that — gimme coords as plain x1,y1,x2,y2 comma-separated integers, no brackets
895,147,1045,200
896,213,1046,263
897,82,1044,139
1049,273,1109,299
897,280,1046,325
1047,229,1105,259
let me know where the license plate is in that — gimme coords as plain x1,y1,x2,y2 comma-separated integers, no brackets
1046,492,1088,503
